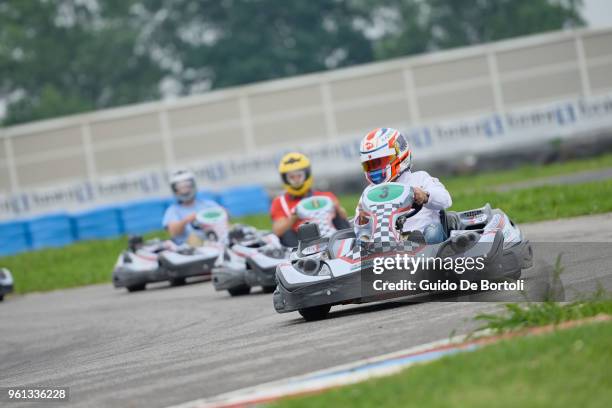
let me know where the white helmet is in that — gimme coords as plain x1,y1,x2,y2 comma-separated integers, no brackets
359,127,412,184
169,169,197,203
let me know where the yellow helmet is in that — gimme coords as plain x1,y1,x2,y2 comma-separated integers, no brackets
278,152,313,197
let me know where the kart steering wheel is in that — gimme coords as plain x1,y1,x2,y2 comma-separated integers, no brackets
395,202,423,231
404,202,423,218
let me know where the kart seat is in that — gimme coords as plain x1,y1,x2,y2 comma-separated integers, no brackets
440,210,461,235
297,223,327,257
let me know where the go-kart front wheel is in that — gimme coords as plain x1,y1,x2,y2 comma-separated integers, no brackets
126,283,146,292
299,305,331,321
228,285,251,296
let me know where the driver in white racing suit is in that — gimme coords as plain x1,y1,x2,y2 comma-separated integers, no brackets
358,127,452,243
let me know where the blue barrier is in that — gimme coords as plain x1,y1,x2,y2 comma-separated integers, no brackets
72,206,123,240
28,213,74,249
218,185,270,217
119,198,169,235
0,185,270,256
0,220,30,256
196,190,219,203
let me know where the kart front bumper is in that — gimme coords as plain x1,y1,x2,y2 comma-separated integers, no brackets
274,272,363,313
213,260,277,291
0,283,13,296
274,239,532,314
112,266,167,288
212,267,247,291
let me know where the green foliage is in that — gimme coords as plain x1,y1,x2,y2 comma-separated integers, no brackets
1,0,586,125
476,297,612,333
0,0,164,125
375,0,584,59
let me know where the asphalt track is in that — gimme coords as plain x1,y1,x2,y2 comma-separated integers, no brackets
0,213,611,408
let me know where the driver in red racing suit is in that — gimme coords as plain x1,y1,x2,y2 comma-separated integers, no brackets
270,152,350,247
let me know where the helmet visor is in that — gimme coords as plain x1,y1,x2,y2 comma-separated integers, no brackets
172,180,196,202
285,169,307,188
362,154,395,173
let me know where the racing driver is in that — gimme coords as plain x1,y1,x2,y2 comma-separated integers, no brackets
163,169,221,245
358,127,452,243
271,152,350,247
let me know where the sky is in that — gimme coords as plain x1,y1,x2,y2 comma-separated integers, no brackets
583,0,612,28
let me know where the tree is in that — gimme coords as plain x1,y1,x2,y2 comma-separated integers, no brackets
374,0,585,59
140,0,375,93
0,0,164,126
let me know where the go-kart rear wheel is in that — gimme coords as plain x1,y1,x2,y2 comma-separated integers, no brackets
262,285,277,294
0,294,4,302
126,283,146,292
299,305,331,321
228,285,251,296
170,277,186,286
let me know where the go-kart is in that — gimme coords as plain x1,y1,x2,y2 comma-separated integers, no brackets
273,182,533,321
212,195,342,296
212,225,289,296
113,209,224,292
0,268,14,301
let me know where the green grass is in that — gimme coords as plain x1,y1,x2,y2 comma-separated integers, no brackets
335,179,612,224
448,179,612,223
442,151,612,192
274,320,612,408
3,153,612,295
277,294,612,407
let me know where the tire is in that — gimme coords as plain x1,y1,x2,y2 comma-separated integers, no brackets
228,285,251,296
170,277,186,286
262,285,277,294
126,283,146,292
0,294,4,302
298,305,331,321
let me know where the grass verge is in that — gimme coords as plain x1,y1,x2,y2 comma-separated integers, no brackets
275,297,612,408
274,320,612,408
474,291,612,333
338,178,612,224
